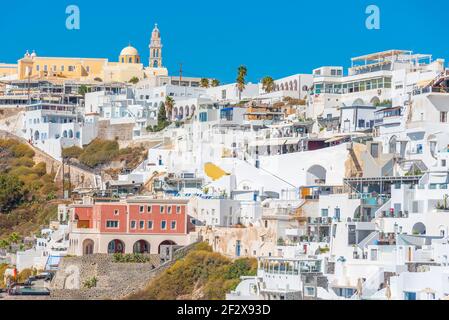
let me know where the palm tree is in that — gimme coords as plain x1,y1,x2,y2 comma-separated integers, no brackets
8,232,20,245
200,78,210,88
211,79,220,87
165,96,175,120
236,65,247,101
78,85,89,98
262,76,275,93
0,239,10,249
129,77,140,85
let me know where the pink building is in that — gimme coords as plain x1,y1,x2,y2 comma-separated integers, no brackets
68,197,198,256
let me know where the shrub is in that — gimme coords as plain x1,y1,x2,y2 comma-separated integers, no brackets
78,139,119,168
129,243,257,300
113,253,151,263
11,157,35,168
11,143,35,158
62,146,83,159
0,174,25,213
17,268,33,283
83,277,98,289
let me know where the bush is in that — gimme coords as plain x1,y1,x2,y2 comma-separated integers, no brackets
62,146,83,159
113,253,151,263
11,157,35,168
78,139,119,168
83,277,98,289
11,143,35,158
0,174,25,213
129,243,257,300
17,268,33,283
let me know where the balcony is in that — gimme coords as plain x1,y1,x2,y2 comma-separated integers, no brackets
285,228,304,237
378,210,409,219
307,217,333,225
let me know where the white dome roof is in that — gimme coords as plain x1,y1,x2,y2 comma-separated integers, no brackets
120,46,139,56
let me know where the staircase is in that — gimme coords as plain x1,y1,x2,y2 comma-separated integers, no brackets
358,231,379,250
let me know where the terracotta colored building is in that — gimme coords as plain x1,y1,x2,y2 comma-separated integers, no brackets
68,197,197,256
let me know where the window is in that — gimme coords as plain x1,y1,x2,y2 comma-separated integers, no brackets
139,206,144,213
176,206,181,214
114,210,119,216
130,221,137,229
68,66,75,72
148,221,154,230
160,206,165,214
167,206,172,214
61,65,64,72
221,90,227,100
442,160,447,167
304,287,316,297
36,65,40,72
106,221,119,228
86,66,90,73
358,119,365,128
161,220,167,230
321,209,329,217
139,221,145,229
147,206,152,213
404,292,416,300
371,143,379,158
334,208,341,220
171,221,177,230
440,112,448,123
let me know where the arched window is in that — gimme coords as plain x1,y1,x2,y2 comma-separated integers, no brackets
153,60,158,68
389,136,397,154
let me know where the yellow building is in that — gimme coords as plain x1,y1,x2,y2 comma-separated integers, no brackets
0,63,18,78
15,24,169,83
17,49,145,83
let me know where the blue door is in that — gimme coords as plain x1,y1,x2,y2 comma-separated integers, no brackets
404,292,416,300
236,240,241,257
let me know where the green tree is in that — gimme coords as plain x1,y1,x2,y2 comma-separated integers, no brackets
0,174,25,213
200,78,210,88
129,77,140,84
78,85,90,97
8,232,20,245
261,76,275,93
165,96,175,120
211,79,220,87
0,239,10,249
236,65,247,101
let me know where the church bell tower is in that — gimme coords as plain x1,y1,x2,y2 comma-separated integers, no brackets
149,23,163,68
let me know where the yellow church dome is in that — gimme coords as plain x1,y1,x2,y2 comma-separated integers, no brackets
120,46,139,56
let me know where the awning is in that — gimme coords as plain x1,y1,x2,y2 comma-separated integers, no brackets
416,79,433,88
249,138,300,147
325,136,346,143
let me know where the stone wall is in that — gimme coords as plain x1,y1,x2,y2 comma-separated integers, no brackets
50,243,199,300
97,120,134,141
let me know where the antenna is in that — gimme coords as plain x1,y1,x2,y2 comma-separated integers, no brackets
179,63,183,84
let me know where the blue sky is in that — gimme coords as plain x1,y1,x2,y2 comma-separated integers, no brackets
1,0,448,83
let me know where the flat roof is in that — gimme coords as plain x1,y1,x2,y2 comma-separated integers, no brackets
351,50,412,62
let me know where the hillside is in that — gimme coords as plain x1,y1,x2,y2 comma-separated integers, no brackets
62,139,148,179
0,139,60,238
128,243,257,300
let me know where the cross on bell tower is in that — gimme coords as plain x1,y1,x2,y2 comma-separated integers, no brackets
149,23,163,68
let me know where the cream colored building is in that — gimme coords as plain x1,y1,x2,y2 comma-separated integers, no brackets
0,63,18,78
15,24,168,83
